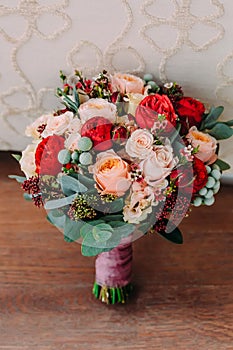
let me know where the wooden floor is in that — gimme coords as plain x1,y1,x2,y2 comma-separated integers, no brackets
0,151,233,350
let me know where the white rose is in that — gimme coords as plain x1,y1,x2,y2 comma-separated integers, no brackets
78,98,117,124
42,111,73,137
19,142,38,179
111,73,144,94
126,129,154,159
127,93,145,116
67,117,82,134
140,139,177,186
65,133,81,151
25,114,50,139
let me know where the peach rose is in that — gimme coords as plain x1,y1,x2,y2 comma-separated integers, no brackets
78,98,117,124
186,126,217,164
111,73,144,94
126,129,154,159
42,111,73,137
19,142,38,179
25,114,50,139
140,139,177,186
89,150,131,197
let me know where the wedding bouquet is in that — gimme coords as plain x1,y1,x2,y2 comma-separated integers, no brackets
11,70,233,304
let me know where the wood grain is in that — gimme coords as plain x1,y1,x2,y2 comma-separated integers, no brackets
0,151,233,350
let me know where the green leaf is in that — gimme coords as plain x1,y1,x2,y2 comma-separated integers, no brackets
44,194,76,210
57,88,79,113
80,220,105,238
92,228,112,242
203,106,224,128
47,210,66,229
170,123,181,144
215,159,231,171
23,193,32,201
73,86,80,108
222,119,233,127
8,175,26,183
64,216,83,242
11,153,21,162
59,175,87,196
106,198,124,213
110,222,135,236
104,214,124,222
158,226,183,244
81,231,111,256
71,173,95,187
208,123,233,140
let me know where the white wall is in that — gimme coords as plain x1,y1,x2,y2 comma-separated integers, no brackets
0,0,232,175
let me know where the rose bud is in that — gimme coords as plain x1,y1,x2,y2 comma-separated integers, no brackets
112,125,128,143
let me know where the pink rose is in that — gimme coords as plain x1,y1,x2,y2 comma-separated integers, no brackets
186,126,217,164
111,73,144,94
140,139,177,186
89,150,131,197
78,98,117,124
42,111,73,137
125,129,154,159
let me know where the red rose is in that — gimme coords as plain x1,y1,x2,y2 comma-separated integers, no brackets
175,97,205,135
81,116,113,151
170,166,193,195
35,135,64,175
112,125,128,143
192,156,208,194
135,94,177,131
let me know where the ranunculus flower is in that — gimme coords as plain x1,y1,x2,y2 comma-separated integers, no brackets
25,114,50,139
140,139,177,186
175,97,205,135
125,129,154,159
42,111,73,137
81,117,113,151
186,126,217,164
78,98,117,124
35,135,65,175
135,94,177,131
192,156,208,194
19,143,39,178
111,73,144,94
89,150,131,197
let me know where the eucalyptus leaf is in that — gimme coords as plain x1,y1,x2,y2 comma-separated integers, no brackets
204,106,224,128
223,119,233,127
44,194,76,210
23,193,32,201
92,228,112,242
104,214,124,222
215,159,231,171
81,231,111,256
208,123,233,140
11,153,22,162
73,86,80,108
59,175,87,196
80,220,105,238
71,173,95,187
64,216,83,242
47,210,66,229
8,175,26,183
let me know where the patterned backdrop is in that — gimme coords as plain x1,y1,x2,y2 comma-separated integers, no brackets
0,0,232,176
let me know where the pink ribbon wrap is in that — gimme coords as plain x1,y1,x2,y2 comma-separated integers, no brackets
95,242,133,288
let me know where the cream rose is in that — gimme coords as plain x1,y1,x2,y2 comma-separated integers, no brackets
126,129,154,159
65,133,81,152
186,126,217,164
25,114,50,139
140,139,177,186
111,73,144,94
78,98,117,124
19,143,38,179
89,150,131,197
67,117,82,134
127,93,145,116
42,111,73,137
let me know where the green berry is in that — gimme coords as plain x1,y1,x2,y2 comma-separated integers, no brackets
77,137,93,151
212,164,220,171
205,165,211,174
205,189,214,199
79,152,92,165
193,197,202,207
58,149,71,164
205,176,216,189
204,197,215,206
143,73,153,82
71,151,79,162
199,187,208,196
211,169,221,181
213,180,220,194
